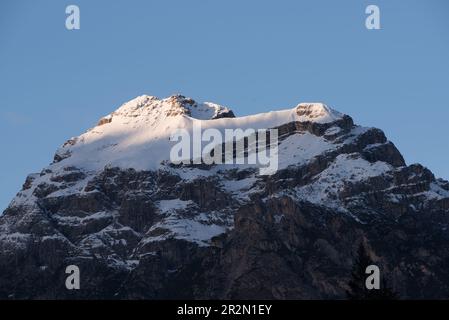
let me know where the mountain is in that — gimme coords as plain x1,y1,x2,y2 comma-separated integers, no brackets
1,94,449,299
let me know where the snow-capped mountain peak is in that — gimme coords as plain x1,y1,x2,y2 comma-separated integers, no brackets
295,102,344,124
51,95,349,174
2,93,449,299
100,94,235,125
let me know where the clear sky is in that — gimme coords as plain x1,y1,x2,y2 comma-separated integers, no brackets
1,0,448,212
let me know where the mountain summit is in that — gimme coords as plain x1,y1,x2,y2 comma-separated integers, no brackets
1,94,449,299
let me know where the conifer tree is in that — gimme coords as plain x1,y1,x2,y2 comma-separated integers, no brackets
347,243,398,300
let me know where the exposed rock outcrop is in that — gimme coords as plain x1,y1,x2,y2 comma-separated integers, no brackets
1,95,448,299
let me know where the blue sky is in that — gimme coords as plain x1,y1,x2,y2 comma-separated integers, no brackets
1,0,448,211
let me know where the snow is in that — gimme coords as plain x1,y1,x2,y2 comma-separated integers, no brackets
295,154,393,209
0,232,32,249
2,95,396,222
145,218,227,247
157,199,193,212
151,197,233,246
324,126,342,136
220,177,258,201
150,200,232,246
276,132,337,170
0,94,447,267
415,182,449,200
54,211,112,225
48,95,346,175
4,93,449,251
189,102,232,120
295,103,344,124
3,94,348,214
363,143,385,151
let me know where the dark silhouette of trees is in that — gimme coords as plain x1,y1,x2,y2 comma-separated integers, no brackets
346,243,398,300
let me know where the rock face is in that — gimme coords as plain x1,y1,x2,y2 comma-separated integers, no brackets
1,94,449,299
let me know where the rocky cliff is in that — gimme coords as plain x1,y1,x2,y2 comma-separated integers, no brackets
1,94,448,299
